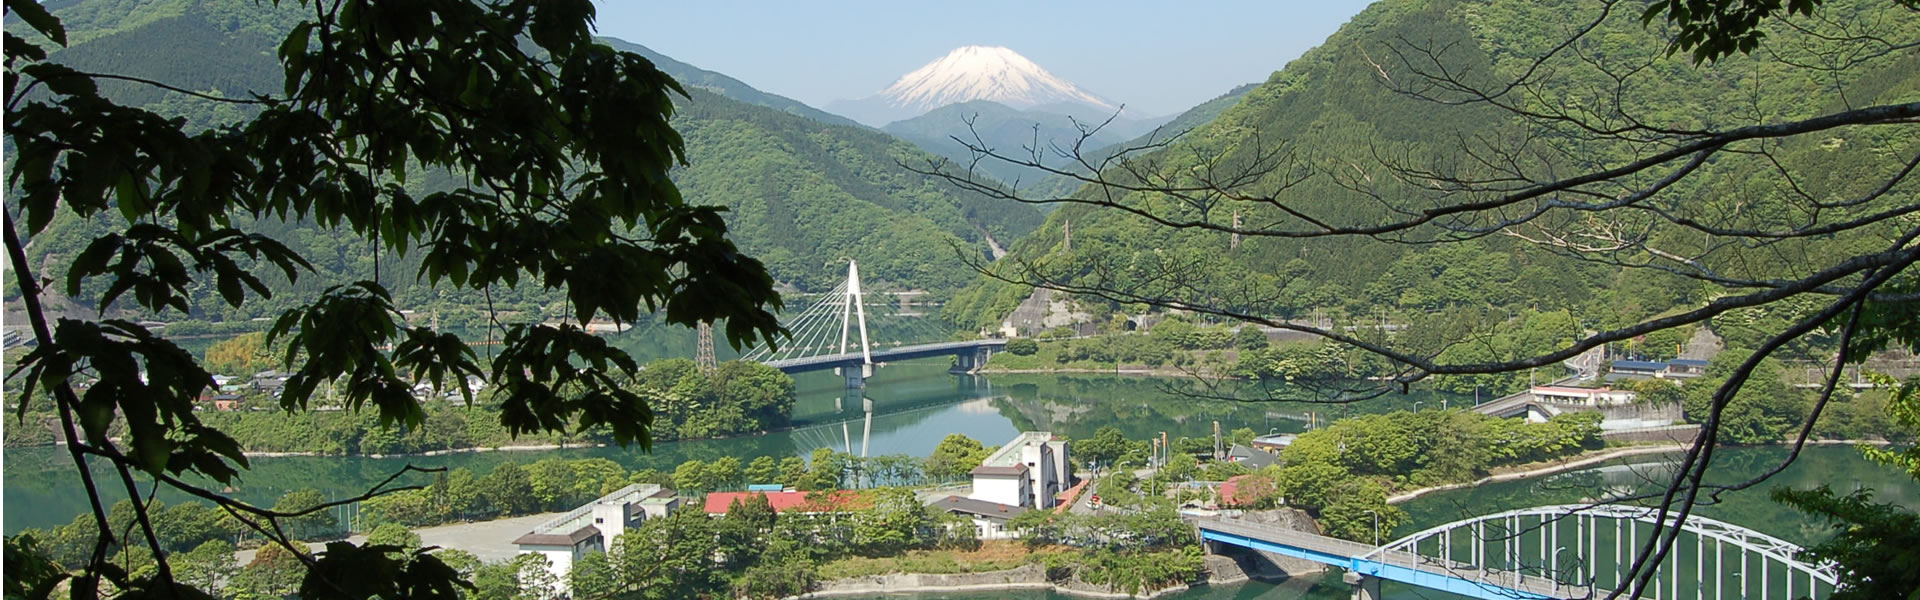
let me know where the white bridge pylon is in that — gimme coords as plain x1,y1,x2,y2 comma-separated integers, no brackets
742,260,874,368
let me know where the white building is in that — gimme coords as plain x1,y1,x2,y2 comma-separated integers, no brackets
969,432,1072,509
512,484,679,592
1531,385,1636,407
931,495,1029,539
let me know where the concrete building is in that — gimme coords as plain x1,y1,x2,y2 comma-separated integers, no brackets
1665,358,1709,377
1609,359,1709,380
512,484,679,592
968,463,1032,508
930,495,1028,539
969,432,1071,509
1530,385,1636,407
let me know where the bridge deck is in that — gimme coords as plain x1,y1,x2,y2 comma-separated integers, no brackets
1194,517,1580,599
763,339,1006,373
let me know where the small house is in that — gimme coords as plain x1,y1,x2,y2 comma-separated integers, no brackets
931,495,1028,539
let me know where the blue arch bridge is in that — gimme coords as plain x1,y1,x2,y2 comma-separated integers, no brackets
1193,504,1841,599
740,260,1001,387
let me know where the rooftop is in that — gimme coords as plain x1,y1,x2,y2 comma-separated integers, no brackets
513,483,671,547
981,431,1058,467
1532,386,1619,394
931,495,1028,521
703,490,867,515
1612,360,1668,370
970,464,1028,477
1227,444,1277,470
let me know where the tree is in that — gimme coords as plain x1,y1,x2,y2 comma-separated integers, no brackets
1074,426,1134,471
776,457,809,489
439,468,488,520
482,462,540,516
707,456,744,491
205,332,278,376
924,433,989,481
272,488,337,541
1234,326,1270,351
673,459,709,492
801,448,846,491
611,511,729,600
1006,337,1039,356
232,543,304,599
569,551,620,600
512,553,563,600
744,455,780,486
5,0,783,595
1318,481,1404,543
850,488,931,557
365,523,423,553
173,539,238,594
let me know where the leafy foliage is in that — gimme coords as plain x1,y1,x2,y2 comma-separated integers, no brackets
0,0,801,595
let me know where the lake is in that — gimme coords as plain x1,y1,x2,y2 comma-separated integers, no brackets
5,360,1910,600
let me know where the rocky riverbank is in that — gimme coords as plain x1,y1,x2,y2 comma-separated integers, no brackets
794,555,1259,600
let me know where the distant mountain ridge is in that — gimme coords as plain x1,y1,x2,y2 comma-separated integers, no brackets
599,38,865,129
882,99,1166,186
828,46,1125,127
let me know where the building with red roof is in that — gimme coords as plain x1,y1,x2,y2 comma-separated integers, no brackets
702,490,866,515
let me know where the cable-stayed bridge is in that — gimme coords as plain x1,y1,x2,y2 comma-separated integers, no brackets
740,260,1003,387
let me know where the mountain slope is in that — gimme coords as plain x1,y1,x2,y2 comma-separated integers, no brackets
8,1,1043,325
881,100,1145,186
1011,82,1259,206
828,46,1121,127
671,88,1041,292
944,0,1920,336
598,38,864,129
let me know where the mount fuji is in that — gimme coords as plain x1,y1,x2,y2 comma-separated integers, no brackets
827,46,1127,127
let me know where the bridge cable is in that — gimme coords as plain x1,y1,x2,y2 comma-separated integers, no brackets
775,280,850,361
747,279,849,362
744,279,844,361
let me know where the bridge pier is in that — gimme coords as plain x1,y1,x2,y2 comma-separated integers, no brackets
837,364,873,388
1343,571,1381,600
951,347,992,373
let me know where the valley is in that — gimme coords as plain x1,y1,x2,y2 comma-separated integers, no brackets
4,0,1918,599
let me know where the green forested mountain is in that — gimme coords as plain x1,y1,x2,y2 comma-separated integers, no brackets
882,100,1165,185
7,0,1044,324
599,38,866,130
944,0,1920,350
1012,83,1259,206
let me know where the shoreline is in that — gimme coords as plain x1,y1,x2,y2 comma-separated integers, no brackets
979,366,1217,377
1386,444,1691,504
791,561,1229,600
244,443,598,458
1386,438,1898,504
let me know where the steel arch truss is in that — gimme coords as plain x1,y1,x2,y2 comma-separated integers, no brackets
1361,504,1841,598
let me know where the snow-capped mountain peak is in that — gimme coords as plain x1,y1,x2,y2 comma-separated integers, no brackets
880,46,1115,113
827,46,1119,126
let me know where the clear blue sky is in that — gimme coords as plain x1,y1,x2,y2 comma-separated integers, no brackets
591,1,1379,117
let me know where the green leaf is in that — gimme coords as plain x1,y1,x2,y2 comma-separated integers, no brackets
5,0,67,46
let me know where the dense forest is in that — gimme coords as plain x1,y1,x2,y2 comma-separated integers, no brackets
940,0,1920,372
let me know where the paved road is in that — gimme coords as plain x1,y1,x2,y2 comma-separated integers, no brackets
235,512,561,565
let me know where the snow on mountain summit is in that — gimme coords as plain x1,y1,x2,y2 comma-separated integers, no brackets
827,46,1119,126
879,46,1116,114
